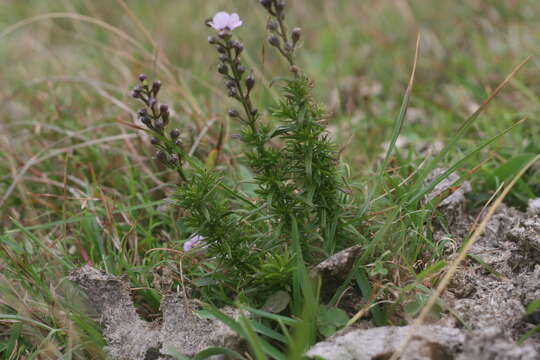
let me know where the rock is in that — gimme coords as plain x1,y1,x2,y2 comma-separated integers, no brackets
305,325,538,360
457,327,539,360
527,198,540,216
70,265,244,360
311,245,362,301
306,325,463,360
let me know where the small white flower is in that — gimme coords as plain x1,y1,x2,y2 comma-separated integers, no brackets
183,234,205,252
209,12,243,31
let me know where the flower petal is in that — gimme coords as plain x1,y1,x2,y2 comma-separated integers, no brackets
228,13,242,29
211,12,230,30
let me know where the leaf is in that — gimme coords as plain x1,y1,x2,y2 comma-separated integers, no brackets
262,290,291,314
490,153,537,185
527,297,540,314
317,305,349,337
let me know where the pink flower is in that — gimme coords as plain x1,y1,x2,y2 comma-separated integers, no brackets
209,12,243,31
183,234,205,252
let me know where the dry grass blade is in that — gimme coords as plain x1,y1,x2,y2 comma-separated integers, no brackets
389,154,540,360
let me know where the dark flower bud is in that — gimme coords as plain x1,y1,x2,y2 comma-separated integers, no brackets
231,40,244,55
226,80,236,89
260,0,272,9
236,64,246,75
268,35,280,47
217,46,227,54
267,20,278,31
170,128,180,139
149,98,157,109
139,74,147,82
156,150,167,162
132,85,142,98
139,116,152,127
159,104,169,115
228,109,239,117
218,63,229,75
204,17,213,27
155,118,165,129
150,137,159,145
208,36,218,44
251,108,258,117
246,74,255,91
275,0,285,13
218,30,230,40
175,139,183,148
138,108,147,117
219,54,228,62
152,80,161,96
171,154,180,163
228,87,238,97
292,27,301,45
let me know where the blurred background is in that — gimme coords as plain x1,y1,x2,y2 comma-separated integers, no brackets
1,0,540,225
1,1,540,357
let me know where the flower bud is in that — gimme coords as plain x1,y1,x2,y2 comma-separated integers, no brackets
156,150,167,162
155,118,165,129
231,40,244,56
218,63,229,75
170,128,180,139
132,86,142,98
208,36,218,44
275,0,285,13
292,27,301,45
268,35,280,47
152,80,161,96
251,108,258,117
217,46,227,54
260,0,272,9
139,116,152,128
149,98,157,110
138,108,147,117
150,137,159,145
228,87,238,98
139,74,147,82
218,30,230,40
159,104,169,117
246,74,255,91
228,109,239,117
236,64,246,75
219,54,228,62
171,154,180,163
175,139,183,149
267,20,278,31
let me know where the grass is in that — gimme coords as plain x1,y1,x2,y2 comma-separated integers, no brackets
1,0,539,358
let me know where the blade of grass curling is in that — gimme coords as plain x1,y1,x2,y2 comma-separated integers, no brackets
407,117,527,205
379,34,420,177
390,154,540,360
406,57,531,203
357,34,420,218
